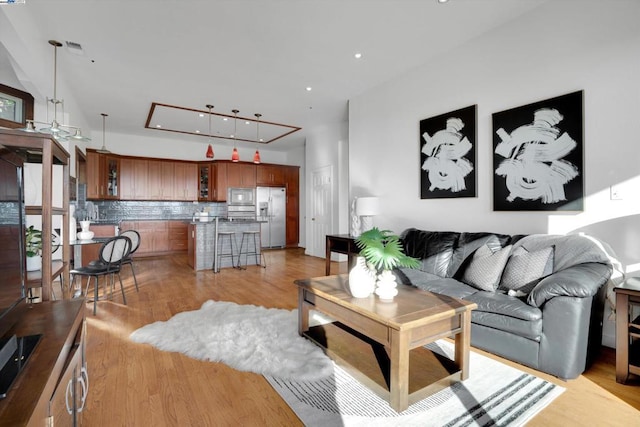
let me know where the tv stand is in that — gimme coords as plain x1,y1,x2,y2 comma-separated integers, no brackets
0,334,42,399
0,300,86,426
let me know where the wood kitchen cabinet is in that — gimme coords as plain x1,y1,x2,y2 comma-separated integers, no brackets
226,162,256,188
174,162,198,201
86,150,119,200
120,157,148,200
199,162,228,201
256,164,285,186
285,165,300,247
169,221,188,251
147,160,175,200
121,220,170,256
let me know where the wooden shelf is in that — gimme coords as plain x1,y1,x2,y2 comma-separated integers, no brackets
0,129,71,301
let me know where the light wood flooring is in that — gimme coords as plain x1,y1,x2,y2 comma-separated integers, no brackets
81,249,640,426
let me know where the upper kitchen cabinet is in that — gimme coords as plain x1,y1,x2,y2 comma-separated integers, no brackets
120,158,148,200
256,164,285,186
226,162,256,188
199,162,228,202
174,162,198,201
148,160,174,200
86,149,119,200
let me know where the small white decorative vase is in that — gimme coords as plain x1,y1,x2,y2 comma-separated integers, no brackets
26,256,42,272
348,256,376,298
375,269,398,301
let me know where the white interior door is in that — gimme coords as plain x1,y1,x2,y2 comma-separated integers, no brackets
310,165,333,258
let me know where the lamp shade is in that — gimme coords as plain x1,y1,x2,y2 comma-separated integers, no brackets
231,148,240,162
206,144,214,159
253,150,261,164
355,197,380,216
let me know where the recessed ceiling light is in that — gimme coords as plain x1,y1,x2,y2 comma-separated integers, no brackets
156,124,162,128
198,113,204,117
437,0,449,3
306,87,312,91
223,117,228,121
245,121,250,125
195,130,200,133
354,52,362,59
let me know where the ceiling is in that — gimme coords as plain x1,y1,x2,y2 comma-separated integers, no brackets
3,0,547,152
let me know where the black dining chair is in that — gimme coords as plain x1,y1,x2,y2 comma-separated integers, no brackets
70,235,132,315
118,230,141,291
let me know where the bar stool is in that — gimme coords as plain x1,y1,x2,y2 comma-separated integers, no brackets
215,231,238,272
237,230,266,270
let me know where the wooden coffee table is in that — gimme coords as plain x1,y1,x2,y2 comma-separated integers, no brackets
295,275,477,412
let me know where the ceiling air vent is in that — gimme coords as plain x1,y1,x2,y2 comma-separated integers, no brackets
65,41,84,55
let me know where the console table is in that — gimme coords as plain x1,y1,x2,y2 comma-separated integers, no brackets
325,234,360,275
614,277,640,384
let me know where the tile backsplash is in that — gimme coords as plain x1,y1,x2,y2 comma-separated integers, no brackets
73,200,227,221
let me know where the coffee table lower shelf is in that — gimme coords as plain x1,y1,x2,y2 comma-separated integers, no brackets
304,321,462,410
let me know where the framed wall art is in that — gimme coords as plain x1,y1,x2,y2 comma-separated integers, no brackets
492,91,584,211
420,105,477,199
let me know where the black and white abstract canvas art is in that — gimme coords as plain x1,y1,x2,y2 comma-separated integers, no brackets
420,105,477,199
492,91,584,211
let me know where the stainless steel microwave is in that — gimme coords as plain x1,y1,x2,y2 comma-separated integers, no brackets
227,187,256,206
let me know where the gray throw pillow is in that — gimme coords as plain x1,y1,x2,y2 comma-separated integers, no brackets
462,244,512,292
500,245,554,295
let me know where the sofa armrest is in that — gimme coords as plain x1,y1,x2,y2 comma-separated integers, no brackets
527,262,611,308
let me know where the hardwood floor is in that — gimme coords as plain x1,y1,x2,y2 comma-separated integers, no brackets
81,249,639,426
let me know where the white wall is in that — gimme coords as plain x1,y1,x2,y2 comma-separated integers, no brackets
350,0,640,238
304,121,349,256
348,1,640,347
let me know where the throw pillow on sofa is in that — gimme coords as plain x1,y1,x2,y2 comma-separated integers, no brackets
461,243,512,292
500,245,554,296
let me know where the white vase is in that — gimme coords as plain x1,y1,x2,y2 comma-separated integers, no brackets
375,269,399,301
26,256,42,272
348,256,376,298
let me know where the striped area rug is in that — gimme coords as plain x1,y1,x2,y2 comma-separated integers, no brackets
266,340,564,427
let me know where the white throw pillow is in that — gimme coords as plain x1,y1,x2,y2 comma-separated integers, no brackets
462,244,512,292
500,245,554,295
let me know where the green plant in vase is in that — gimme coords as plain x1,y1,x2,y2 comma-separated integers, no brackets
355,227,420,299
25,225,43,271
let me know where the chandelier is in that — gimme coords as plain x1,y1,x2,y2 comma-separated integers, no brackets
21,40,89,142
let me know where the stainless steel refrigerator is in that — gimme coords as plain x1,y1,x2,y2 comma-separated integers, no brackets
256,187,286,248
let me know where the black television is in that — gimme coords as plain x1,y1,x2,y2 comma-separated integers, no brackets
0,148,39,399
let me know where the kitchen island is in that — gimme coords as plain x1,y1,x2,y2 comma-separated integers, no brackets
188,218,263,271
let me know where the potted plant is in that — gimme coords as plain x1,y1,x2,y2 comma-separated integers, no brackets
25,225,43,271
354,227,420,299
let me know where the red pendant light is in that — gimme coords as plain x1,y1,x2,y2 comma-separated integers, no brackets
231,109,240,162
253,113,262,164
205,104,215,159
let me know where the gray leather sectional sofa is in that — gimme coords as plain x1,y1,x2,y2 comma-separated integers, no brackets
396,228,613,379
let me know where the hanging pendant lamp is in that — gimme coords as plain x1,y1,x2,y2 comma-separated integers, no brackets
253,113,262,164
231,109,240,162
205,104,215,159
31,40,90,142
96,113,111,154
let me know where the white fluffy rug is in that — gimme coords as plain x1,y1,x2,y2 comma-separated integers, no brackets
129,300,333,381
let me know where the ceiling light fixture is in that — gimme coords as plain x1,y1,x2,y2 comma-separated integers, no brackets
354,52,363,59
253,113,262,164
21,40,90,142
306,87,312,91
96,113,111,154
231,109,240,162
205,104,214,159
